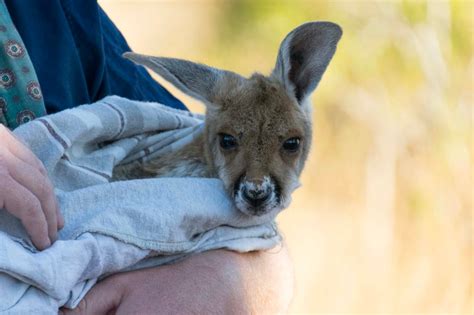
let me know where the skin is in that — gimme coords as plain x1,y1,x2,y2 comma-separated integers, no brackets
0,124,63,249
61,247,293,315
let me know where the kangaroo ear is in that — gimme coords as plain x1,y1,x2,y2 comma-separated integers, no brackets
123,52,241,105
272,22,342,104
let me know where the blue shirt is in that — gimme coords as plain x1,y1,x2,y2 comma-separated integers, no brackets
5,0,186,114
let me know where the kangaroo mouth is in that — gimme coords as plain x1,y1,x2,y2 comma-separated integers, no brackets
232,175,282,216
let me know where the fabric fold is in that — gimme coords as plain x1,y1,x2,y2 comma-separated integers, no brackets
0,96,280,313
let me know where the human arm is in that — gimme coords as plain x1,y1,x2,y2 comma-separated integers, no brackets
62,245,293,315
0,124,63,250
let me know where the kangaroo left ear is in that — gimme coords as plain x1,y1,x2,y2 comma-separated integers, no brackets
272,22,342,104
123,52,243,107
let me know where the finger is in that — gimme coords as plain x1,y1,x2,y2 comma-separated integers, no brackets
3,150,58,242
0,124,47,176
60,278,123,315
0,176,50,250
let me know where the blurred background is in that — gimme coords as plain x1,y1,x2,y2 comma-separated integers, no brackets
100,0,472,313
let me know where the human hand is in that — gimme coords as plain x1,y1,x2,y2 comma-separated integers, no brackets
0,124,64,250
61,247,293,315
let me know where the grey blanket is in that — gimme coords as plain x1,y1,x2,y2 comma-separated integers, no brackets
0,96,280,314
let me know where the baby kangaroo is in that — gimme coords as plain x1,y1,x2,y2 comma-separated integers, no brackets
114,22,342,216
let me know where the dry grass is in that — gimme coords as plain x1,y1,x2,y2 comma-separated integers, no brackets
101,1,472,313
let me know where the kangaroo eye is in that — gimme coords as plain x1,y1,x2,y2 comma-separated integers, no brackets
282,137,301,153
219,133,238,150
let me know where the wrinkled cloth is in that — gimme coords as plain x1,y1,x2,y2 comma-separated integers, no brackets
0,96,281,314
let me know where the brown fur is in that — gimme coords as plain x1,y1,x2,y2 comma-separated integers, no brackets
113,21,342,215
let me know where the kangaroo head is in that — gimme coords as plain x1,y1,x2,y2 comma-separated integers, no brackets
124,21,342,216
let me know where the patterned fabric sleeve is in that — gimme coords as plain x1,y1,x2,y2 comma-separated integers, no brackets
0,0,46,129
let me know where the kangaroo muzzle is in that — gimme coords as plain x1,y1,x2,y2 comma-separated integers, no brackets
234,176,280,215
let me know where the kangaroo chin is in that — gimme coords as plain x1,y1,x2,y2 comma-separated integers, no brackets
113,21,342,216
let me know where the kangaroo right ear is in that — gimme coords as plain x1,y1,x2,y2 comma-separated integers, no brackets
272,22,342,104
123,52,242,106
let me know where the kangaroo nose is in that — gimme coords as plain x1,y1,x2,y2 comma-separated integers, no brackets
242,186,271,207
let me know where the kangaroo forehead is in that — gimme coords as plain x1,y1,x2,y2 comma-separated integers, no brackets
226,79,298,113
213,74,307,135
245,74,294,107
218,74,291,108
